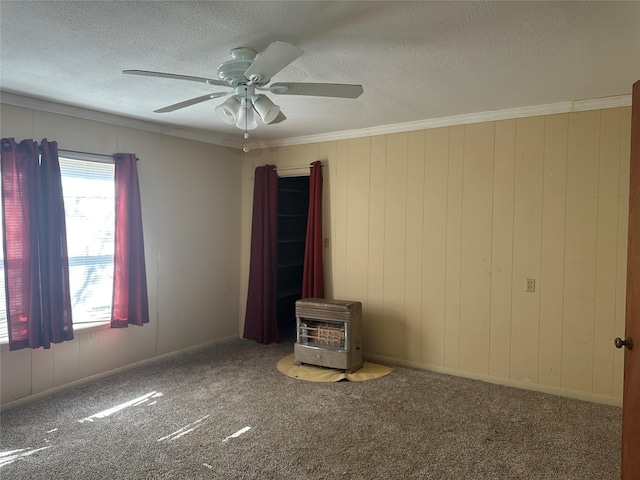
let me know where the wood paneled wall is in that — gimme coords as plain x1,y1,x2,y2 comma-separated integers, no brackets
241,107,630,404
1,103,242,407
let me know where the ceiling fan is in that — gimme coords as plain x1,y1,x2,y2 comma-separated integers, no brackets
123,41,364,131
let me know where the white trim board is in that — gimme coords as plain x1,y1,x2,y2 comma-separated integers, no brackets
0,334,239,412
0,92,243,149
2,91,631,151
253,94,632,149
365,352,622,408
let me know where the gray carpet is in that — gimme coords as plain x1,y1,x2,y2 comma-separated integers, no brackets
0,338,621,479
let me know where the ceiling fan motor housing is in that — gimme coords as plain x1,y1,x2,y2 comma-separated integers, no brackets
217,47,256,86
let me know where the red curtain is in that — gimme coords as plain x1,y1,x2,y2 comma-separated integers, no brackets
243,165,279,344
301,161,324,298
111,153,149,328
1,138,74,350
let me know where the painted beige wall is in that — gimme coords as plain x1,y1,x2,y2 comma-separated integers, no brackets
0,103,242,407
240,107,631,405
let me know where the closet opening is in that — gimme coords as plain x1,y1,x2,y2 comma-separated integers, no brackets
276,175,309,340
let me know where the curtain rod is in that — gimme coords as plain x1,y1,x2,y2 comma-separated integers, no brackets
58,148,139,161
1,141,139,161
274,163,323,172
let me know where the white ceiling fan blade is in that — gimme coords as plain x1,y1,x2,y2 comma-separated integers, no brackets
269,82,363,99
123,69,228,87
267,111,287,125
153,92,229,113
243,41,303,84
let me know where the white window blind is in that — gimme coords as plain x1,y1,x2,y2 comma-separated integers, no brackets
59,157,115,325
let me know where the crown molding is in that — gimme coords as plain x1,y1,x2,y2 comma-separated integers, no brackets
0,91,243,149
250,94,632,149
2,91,631,151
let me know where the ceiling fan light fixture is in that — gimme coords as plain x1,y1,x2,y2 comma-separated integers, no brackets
253,95,281,124
236,103,258,130
215,96,240,125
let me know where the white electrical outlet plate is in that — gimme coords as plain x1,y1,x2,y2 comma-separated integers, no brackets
526,278,536,293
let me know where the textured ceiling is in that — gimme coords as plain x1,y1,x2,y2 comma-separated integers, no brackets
1,1,639,148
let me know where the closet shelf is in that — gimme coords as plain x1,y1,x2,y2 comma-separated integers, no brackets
278,261,304,269
279,188,309,194
277,286,303,298
278,238,305,244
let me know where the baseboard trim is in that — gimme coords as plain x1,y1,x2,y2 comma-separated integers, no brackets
364,352,622,408
0,334,239,412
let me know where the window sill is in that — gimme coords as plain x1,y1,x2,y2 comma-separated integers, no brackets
0,321,110,350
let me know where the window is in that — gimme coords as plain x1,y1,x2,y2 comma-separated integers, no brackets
60,157,116,326
0,156,115,342
0,221,4,342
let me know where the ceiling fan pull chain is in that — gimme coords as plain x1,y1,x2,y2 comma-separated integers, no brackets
243,87,250,153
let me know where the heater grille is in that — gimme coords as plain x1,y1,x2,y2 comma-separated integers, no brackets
298,320,346,349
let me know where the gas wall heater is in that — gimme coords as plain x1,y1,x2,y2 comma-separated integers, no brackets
294,298,363,373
